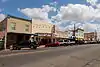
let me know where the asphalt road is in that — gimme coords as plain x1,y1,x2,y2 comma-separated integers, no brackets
0,44,100,67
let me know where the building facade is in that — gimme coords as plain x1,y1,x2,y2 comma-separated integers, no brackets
97,32,100,41
0,15,32,48
67,28,84,40
32,19,55,45
55,30,68,41
67,30,73,38
84,32,97,41
75,28,84,40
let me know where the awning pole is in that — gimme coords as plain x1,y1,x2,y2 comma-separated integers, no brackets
4,31,7,50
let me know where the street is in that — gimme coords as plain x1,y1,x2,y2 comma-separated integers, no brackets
0,44,100,67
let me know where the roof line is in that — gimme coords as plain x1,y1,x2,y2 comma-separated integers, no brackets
7,14,32,22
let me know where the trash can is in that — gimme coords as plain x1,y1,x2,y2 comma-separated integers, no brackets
0,40,4,50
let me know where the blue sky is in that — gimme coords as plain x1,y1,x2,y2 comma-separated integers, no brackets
0,0,100,32
0,0,86,18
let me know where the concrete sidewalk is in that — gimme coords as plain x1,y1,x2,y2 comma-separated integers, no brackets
37,45,45,48
0,49,11,53
0,45,46,56
0,45,45,51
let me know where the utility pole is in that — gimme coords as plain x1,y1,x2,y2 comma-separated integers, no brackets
73,24,76,37
94,30,97,41
51,25,55,43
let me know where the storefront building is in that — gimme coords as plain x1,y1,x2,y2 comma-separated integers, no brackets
67,28,84,40
0,15,32,48
84,32,97,41
55,30,68,41
75,28,84,40
32,19,55,45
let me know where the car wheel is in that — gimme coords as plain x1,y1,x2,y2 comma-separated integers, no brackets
13,46,17,50
64,44,67,46
10,45,13,50
17,47,21,50
33,46,37,49
30,45,34,49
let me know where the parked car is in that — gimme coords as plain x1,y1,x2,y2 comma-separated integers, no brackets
10,40,38,50
0,40,4,50
67,40,75,46
58,39,76,46
58,40,68,46
45,42,60,47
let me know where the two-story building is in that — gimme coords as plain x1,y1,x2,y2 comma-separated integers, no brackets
32,19,55,45
55,30,68,41
67,28,84,40
75,28,84,40
0,15,32,48
84,32,97,41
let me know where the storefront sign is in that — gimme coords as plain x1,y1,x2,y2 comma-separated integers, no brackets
37,33,52,36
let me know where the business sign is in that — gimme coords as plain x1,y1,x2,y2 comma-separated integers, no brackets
38,33,52,36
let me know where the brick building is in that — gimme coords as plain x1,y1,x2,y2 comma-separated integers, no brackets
84,32,97,41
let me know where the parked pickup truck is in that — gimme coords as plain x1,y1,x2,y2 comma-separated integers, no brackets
10,40,38,50
59,40,75,46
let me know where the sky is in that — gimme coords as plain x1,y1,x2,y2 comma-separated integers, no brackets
0,0,100,32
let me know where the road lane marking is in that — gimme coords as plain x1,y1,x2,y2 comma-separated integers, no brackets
0,50,49,58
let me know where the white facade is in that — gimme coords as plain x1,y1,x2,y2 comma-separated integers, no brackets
55,30,68,38
32,19,54,34
68,31,73,37
97,32,100,41
75,30,84,39
67,29,84,39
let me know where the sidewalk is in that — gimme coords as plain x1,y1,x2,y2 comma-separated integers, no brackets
37,45,45,48
0,49,11,53
0,45,46,55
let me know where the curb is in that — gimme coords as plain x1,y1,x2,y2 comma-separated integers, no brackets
0,45,46,53
37,45,45,48
0,49,11,53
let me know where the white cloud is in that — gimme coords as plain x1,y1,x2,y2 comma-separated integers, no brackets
0,14,6,22
18,2,100,32
51,3,100,32
1,0,8,3
18,5,56,20
83,23,97,32
60,22,99,33
55,4,96,22
86,0,98,5
18,8,49,20
50,1,57,6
